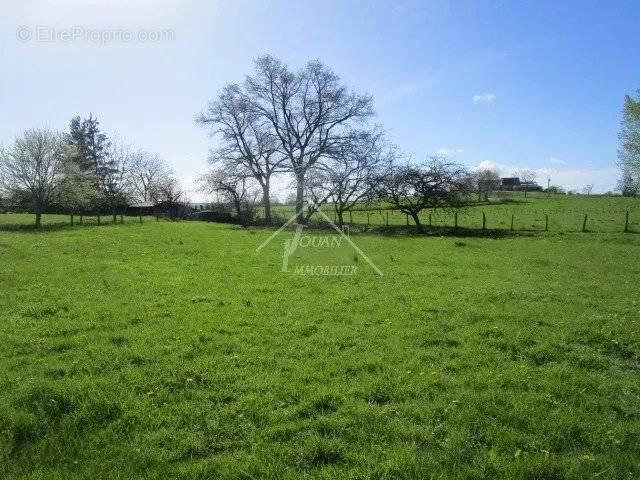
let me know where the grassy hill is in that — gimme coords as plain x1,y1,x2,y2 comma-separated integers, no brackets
1,201,640,479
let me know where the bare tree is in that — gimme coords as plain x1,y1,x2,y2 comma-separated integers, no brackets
299,130,392,224
373,157,470,233
302,167,335,222
244,55,374,223
128,150,172,203
322,129,393,226
156,176,184,219
474,168,501,201
198,168,257,221
514,168,537,198
197,84,285,223
582,184,594,196
0,129,68,228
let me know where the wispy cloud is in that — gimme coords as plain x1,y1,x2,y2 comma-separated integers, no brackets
472,93,496,105
378,77,437,104
436,147,464,156
547,156,565,165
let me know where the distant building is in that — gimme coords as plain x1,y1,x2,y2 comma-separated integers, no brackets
500,177,520,190
499,177,542,192
127,201,155,215
519,181,543,192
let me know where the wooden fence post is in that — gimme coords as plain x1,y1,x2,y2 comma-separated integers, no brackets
482,211,486,230
120,214,124,224
510,214,514,231
624,211,629,233
80,215,84,224
97,215,101,225
70,214,74,226
582,213,588,232
454,211,458,229
367,212,370,225
139,215,143,224
349,211,353,224
386,211,389,226
406,213,409,226
545,214,549,232
429,213,432,227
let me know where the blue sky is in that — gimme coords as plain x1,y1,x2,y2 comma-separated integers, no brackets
2,0,639,198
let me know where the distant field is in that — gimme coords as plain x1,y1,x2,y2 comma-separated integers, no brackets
1,206,640,479
267,193,640,233
3,194,639,233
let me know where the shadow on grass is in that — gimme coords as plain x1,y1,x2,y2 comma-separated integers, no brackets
240,220,531,238
365,224,529,238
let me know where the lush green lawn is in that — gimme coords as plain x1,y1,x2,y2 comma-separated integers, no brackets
1,210,639,479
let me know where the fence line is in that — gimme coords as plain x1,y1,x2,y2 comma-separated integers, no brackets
4,208,636,234
256,206,638,234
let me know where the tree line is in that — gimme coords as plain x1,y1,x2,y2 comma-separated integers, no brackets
5,55,627,230
194,55,514,231
0,115,181,227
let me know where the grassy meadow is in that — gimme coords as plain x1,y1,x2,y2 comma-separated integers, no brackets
1,195,640,479
268,192,640,233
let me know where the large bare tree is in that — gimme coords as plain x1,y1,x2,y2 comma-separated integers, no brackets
0,129,68,228
244,55,374,223
197,84,284,223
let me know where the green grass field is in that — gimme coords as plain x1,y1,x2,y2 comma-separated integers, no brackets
1,197,640,479
266,193,640,233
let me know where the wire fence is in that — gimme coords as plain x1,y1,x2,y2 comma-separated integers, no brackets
0,213,154,231
2,205,638,234
258,206,640,233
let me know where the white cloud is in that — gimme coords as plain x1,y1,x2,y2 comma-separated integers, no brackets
472,93,496,105
547,157,565,165
475,160,498,172
436,147,464,156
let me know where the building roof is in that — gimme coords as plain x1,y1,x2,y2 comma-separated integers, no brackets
129,201,155,208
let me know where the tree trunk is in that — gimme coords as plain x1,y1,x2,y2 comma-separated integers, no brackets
336,209,344,227
262,183,272,224
35,211,42,229
410,212,423,233
233,198,242,218
295,174,305,224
